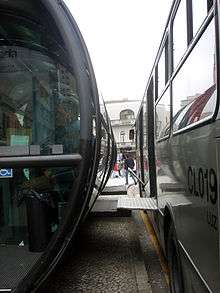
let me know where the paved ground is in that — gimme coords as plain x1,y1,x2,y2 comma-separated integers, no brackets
37,179,169,293
38,214,152,293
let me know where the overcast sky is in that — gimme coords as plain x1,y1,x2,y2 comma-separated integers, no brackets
64,0,173,101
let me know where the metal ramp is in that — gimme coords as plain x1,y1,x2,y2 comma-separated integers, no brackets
117,196,157,211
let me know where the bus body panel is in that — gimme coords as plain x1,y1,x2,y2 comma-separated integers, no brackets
156,120,220,292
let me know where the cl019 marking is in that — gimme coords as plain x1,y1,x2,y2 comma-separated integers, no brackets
188,167,217,205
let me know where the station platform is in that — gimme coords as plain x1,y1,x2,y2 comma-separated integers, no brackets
38,183,169,293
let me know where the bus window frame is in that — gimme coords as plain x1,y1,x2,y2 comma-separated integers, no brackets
170,10,219,136
155,32,170,101
146,77,157,198
138,106,145,191
155,84,171,142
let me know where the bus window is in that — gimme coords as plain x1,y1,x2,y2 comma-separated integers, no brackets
0,9,80,255
155,88,170,139
0,15,80,157
157,47,166,97
172,18,216,131
192,0,210,36
173,0,187,68
178,85,216,129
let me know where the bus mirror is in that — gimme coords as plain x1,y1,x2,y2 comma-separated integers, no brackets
129,129,134,140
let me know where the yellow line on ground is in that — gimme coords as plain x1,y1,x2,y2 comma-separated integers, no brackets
140,211,170,286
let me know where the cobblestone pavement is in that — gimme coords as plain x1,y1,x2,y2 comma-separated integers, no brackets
38,215,152,293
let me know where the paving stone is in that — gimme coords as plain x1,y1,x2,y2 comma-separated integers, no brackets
38,215,152,293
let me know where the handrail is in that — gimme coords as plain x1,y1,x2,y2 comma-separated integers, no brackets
0,154,82,168
128,167,146,187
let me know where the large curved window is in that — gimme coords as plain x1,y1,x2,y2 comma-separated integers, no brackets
0,15,80,156
0,8,81,288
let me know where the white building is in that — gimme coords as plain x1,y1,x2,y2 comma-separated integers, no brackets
105,98,140,153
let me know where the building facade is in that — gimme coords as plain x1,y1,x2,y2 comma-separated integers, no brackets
105,99,140,154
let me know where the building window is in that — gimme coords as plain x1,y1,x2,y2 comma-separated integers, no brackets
120,131,125,142
120,109,135,120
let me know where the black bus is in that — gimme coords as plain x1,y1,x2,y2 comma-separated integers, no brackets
0,0,115,292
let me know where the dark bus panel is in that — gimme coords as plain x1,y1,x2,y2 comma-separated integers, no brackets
0,0,115,292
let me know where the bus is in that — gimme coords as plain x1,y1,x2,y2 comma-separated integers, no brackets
0,0,115,292
135,0,219,292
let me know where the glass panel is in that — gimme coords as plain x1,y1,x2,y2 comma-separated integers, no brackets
192,0,208,35
0,7,81,289
156,89,170,139
157,48,165,97
173,0,187,68
172,19,216,131
0,15,80,157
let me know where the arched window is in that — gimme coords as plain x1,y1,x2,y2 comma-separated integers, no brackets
120,109,135,120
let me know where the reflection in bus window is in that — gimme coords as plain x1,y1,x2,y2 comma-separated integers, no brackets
173,85,216,131
192,0,208,36
156,89,170,139
173,0,187,68
157,47,166,97
178,85,216,129
0,9,80,263
0,15,80,156
172,18,216,130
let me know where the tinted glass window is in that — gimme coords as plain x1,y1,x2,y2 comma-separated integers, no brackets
172,19,216,131
173,0,187,68
156,88,170,139
0,8,81,284
0,15,80,156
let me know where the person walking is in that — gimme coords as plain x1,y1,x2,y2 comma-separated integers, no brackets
124,155,136,185
118,160,123,177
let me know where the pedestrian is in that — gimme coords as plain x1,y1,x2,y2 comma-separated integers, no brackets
118,160,123,177
124,154,137,185
113,162,119,178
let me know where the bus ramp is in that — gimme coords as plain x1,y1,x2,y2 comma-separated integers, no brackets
117,196,157,211
92,195,157,214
